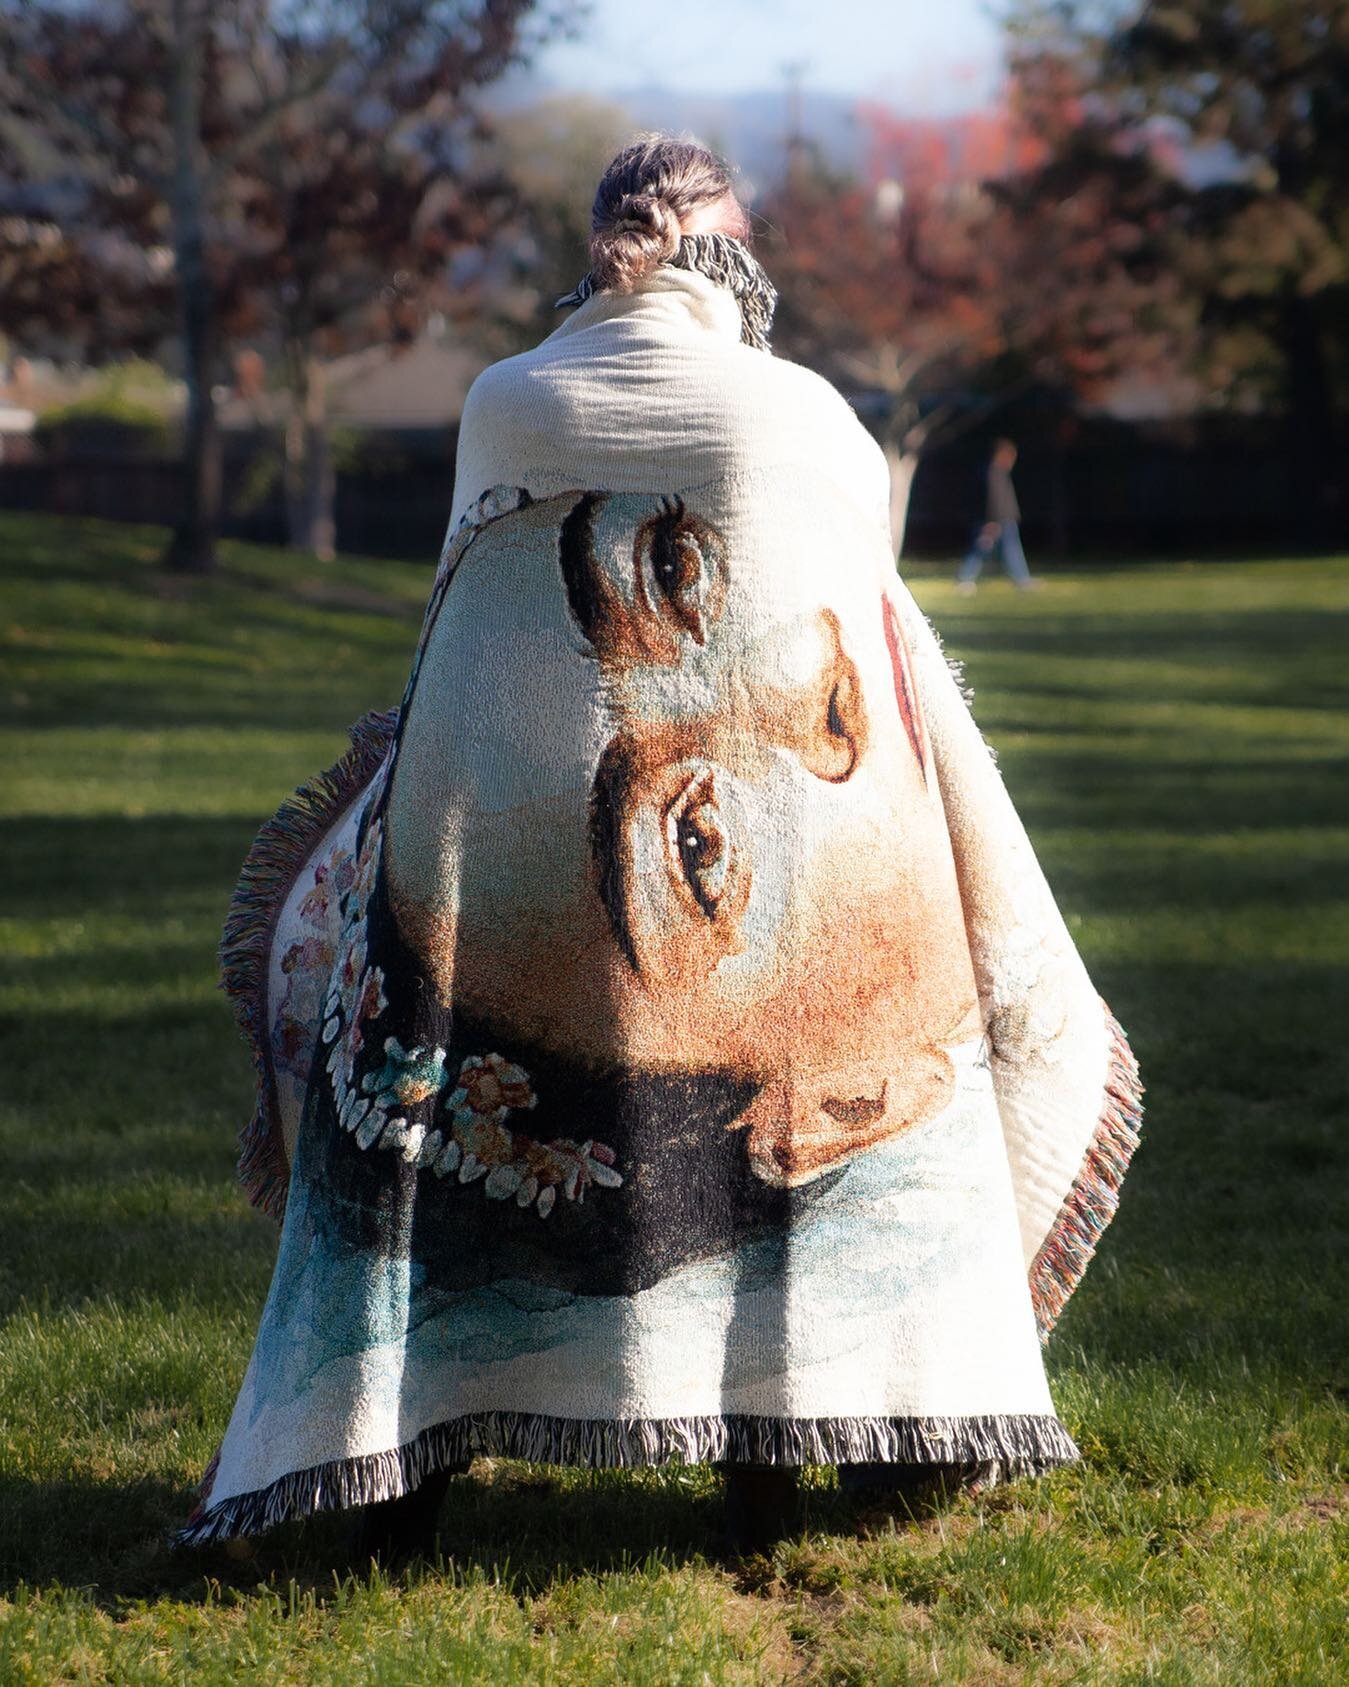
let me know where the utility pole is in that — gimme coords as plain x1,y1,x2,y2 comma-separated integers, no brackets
782,60,809,189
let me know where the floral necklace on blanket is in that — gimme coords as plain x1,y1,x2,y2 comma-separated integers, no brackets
291,480,636,1237
317,814,623,1223
555,232,779,352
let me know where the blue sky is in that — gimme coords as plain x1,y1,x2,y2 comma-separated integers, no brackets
535,0,1004,112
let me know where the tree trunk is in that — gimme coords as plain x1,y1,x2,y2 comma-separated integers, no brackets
1049,420,1071,560
1281,290,1339,547
168,303,222,574
163,0,220,575
284,348,337,560
883,441,920,561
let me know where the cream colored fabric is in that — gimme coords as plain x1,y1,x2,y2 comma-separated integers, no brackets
888,585,1115,1267
451,268,892,536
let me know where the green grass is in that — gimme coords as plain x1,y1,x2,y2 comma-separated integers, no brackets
1,512,1345,1684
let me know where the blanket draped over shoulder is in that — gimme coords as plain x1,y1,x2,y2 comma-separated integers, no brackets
182,260,1142,1543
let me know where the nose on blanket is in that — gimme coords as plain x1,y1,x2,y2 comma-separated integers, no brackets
734,1050,955,1189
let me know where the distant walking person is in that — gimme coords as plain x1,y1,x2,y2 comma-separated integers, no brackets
957,439,1040,591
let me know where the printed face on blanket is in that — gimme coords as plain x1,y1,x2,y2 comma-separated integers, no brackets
310,471,984,1297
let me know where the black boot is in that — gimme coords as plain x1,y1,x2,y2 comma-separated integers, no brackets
720,1463,798,1558
837,1460,983,1514
351,1463,462,1568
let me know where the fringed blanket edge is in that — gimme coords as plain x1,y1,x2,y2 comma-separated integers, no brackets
177,1410,1079,1545
1030,1005,1144,1341
219,706,400,1221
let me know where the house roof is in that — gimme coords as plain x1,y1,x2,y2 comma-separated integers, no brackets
217,334,491,431
323,337,490,428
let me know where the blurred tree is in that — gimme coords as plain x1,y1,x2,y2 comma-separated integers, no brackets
1005,0,1349,542
485,93,632,348
214,7,539,561
763,146,1001,555
762,107,1180,555
0,2,563,569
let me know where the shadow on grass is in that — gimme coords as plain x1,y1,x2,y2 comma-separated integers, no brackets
947,602,1349,662
8,639,409,736
0,1464,781,1608
4,514,420,738
2,815,266,921
1008,755,1349,836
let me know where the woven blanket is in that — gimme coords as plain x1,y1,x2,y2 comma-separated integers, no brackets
183,265,1142,1542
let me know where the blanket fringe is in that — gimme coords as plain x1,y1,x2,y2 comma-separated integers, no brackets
1029,1005,1144,1341
219,707,400,1221
177,1410,1079,1545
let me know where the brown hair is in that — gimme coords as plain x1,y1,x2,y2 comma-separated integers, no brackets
588,136,750,294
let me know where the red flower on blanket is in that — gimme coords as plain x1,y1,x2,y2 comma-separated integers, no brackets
299,847,355,923
446,1053,537,1122
432,1054,623,1216
282,934,335,977
538,1138,623,1204
335,932,368,1015
346,966,388,1064
274,934,338,1082
350,815,382,915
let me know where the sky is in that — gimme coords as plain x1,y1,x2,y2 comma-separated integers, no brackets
534,0,1005,113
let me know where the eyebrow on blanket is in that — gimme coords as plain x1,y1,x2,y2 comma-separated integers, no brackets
587,735,639,972
558,491,606,648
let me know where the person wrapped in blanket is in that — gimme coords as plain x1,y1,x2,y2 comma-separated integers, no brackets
195,138,1142,1563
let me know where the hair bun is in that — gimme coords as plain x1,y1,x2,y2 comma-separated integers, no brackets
611,193,680,260
613,192,666,232
587,136,744,294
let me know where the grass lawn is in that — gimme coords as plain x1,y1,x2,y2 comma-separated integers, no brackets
1,511,1345,1684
